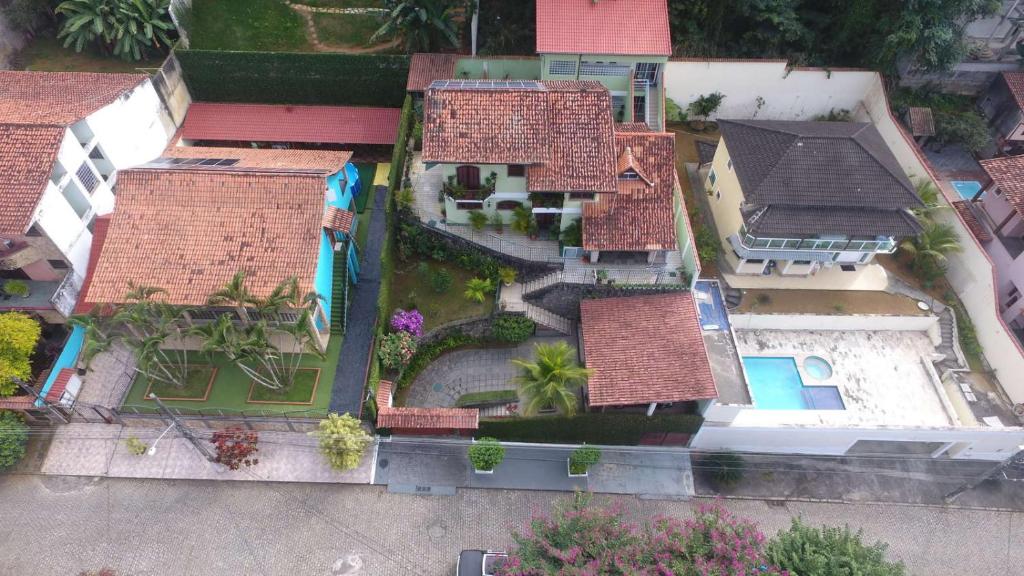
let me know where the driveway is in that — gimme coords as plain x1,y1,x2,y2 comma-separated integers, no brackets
1,475,1022,575
404,336,570,408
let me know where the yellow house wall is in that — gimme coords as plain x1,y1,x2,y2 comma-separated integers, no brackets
706,141,745,260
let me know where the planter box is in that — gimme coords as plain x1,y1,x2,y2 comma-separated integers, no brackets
567,459,588,478
474,468,494,475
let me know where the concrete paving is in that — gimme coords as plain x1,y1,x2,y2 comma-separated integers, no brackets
374,438,694,499
1,475,1022,575
38,423,373,484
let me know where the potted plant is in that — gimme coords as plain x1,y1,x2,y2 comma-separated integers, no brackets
499,267,517,287
527,218,539,240
468,210,488,231
511,205,532,234
468,437,505,474
595,269,608,285
568,445,601,477
3,280,30,298
490,211,504,234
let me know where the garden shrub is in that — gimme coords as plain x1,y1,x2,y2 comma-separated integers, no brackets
309,413,373,470
463,277,494,303
430,268,453,294
124,436,148,456
0,410,28,470
569,445,601,474
396,218,501,281
478,413,703,445
175,50,410,107
767,518,906,576
377,331,417,371
395,331,480,389
468,437,505,471
695,227,720,264
702,451,745,488
210,427,259,470
389,94,414,194
498,266,517,285
468,210,488,230
490,314,535,343
389,309,424,337
0,312,41,396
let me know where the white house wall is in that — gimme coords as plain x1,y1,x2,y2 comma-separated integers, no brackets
729,313,938,332
84,78,175,168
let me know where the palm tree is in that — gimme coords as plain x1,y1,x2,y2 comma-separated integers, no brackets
113,288,193,388
912,180,945,220
463,277,493,303
207,271,258,325
511,341,590,416
901,221,962,279
371,0,459,53
69,308,117,368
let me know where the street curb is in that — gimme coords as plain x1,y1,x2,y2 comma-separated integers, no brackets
691,493,1022,513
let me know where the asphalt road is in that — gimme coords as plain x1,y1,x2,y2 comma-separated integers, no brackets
1,474,1021,576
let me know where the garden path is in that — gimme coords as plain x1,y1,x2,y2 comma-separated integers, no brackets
404,336,570,408
329,185,387,416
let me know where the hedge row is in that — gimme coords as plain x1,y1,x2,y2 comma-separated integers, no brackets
389,94,414,193
175,50,410,107
478,413,704,446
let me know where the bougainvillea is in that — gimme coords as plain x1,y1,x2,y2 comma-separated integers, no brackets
389,308,424,337
498,496,787,576
378,331,417,371
210,427,259,470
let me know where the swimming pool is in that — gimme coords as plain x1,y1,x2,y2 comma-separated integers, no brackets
804,356,833,380
951,180,983,201
742,356,845,410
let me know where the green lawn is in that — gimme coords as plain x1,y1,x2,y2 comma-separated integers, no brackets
353,163,378,213
189,0,311,52
355,183,376,251
248,368,320,404
389,258,495,332
20,33,163,73
313,13,386,47
302,0,384,7
121,337,342,415
145,366,217,400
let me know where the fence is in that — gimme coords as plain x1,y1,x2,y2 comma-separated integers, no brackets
421,219,566,264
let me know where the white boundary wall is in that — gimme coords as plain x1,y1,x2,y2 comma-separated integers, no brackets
665,59,1024,405
729,313,937,332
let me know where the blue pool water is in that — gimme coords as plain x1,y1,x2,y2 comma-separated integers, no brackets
742,356,845,410
951,180,983,201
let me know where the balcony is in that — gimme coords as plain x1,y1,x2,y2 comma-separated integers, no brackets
0,280,62,312
735,231,897,254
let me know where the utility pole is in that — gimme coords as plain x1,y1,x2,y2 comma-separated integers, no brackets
944,444,1024,503
148,393,217,462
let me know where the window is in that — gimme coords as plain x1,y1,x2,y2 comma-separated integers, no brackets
26,225,42,237
715,190,721,201
579,62,630,76
708,169,717,186
569,192,595,200
495,200,521,210
746,258,765,264
548,60,577,76
727,158,733,171
618,170,640,180
507,165,525,177
48,259,69,270
455,200,483,210
793,260,812,265
76,163,99,193
455,165,480,189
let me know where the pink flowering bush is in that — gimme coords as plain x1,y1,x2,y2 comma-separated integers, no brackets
390,308,424,337
498,495,786,576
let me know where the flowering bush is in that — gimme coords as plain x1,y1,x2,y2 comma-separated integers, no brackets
211,427,259,470
389,308,424,337
378,331,417,371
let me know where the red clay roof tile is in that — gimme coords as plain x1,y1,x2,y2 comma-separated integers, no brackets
322,206,354,234
980,155,1024,220
0,125,64,235
951,200,993,243
161,146,351,173
407,53,460,91
0,71,147,125
536,0,671,56
74,214,113,314
375,380,479,429
45,368,76,403
580,292,717,407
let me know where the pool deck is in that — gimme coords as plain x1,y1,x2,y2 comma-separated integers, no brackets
731,329,955,428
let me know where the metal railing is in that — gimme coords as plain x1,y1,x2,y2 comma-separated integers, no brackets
51,272,83,318
422,219,566,264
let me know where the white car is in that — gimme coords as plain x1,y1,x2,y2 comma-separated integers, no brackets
456,550,508,576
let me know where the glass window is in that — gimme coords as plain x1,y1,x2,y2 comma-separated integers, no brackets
814,240,834,250
783,239,801,249
862,241,879,251
743,234,756,247
793,260,812,265
708,169,717,186
767,239,786,249
799,239,817,249
507,165,525,177
753,238,771,248
727,158,733,171
548,60,577,75
746,258,765,264
846,241,865,251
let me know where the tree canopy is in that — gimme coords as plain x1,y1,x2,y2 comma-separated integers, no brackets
0,313,41,397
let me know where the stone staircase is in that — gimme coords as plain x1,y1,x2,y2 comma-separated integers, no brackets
523,303,574,335
522,271,568,296
936,308,964,371
330,252,348,336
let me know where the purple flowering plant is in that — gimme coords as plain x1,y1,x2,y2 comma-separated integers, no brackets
390,308,424,337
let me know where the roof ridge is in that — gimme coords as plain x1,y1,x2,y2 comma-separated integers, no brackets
847,129,921,205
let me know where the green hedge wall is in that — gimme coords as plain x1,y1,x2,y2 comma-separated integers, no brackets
478,413,704,446
175,50,410,106
389,94,414,193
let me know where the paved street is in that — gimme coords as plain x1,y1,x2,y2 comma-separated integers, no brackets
1,474,1022,576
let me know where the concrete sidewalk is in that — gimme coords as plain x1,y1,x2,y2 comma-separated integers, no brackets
39,423,374,484
374,438,694,498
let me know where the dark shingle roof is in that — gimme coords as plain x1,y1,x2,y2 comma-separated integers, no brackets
745,206,922,238
718,120,922,210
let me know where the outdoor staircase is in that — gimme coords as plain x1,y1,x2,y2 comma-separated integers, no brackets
723,286,743,309
522,271,566,296
936,308,963,371
330,252,348,336
523,303,575,336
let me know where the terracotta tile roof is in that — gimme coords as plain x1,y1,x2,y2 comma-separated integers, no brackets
1003,72,1024,111
423,80,617,192
322,206,354,234
376,381,478,429
0,71,147,125
907,107,935,137
74,214,113,314
526,83,617,193
45,368,76,403
616,122,652,133
980,155,1024,219
160,146,351,173
536,0,671,56
951,200,993,242
407,53,459,91
180,102,401,146
583,132,677,251
580,292,717,407
0,395,35,410
86,169,326,306
615,145,652,184
0,124,64,235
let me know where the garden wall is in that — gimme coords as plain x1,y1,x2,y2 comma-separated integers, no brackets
729,313,938,332
524,284,687,321
174,50,410,107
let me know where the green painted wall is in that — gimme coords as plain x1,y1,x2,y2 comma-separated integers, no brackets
454,58,542,80
673,184,699,283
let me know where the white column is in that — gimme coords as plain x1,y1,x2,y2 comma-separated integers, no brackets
646,402,657,416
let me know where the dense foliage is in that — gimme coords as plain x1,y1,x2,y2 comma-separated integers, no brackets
377,331,417,371
569,445,601,475
0,313,41,397
210,427,259,470
396,217,502,282
309,413,373,470
175,50,410,107
511,341,590,417
767,518,906,576
56,0,175,61
478,413,703,445
490,314,536,344
468,437,504,471
669,0,1000,73
0,411,28,470
373,0,458,53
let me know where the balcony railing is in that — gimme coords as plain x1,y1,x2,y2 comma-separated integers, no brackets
442,181,494,200
737,231,897,254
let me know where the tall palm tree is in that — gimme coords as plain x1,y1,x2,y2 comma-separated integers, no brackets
901,220,962,275
511,341,590,416
912,180,945,220
207,271,258,325
371,0,459,53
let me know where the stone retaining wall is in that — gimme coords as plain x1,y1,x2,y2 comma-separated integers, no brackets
525,284,688,321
